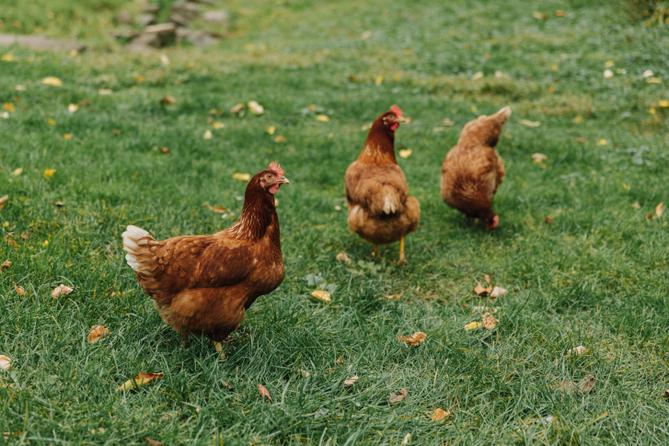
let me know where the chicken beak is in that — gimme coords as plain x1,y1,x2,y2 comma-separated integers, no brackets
396,115,408,124
277,176,290,185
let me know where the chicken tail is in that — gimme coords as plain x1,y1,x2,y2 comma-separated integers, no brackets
122,225,156,274
380,185,402,215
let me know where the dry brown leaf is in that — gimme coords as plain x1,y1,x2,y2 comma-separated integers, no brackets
398,331,427,347
430,407,451,422
656,202,665,218
579,375,596,394
41,76,63,87
11,168,22,177
482,313,498,330
555,9,566,17
14,285,26,297
520,119,541,128
1,259,11,269
229,102,244,114
545,215,554,224
51,284,74,299
0,195,9,210
385,293,402,301
117,372,164,392
388,388,408,405
335,252,352,264
232,172,251,182
310,290,331,303
3,103,15,113
568,345,588,356
159,146,170,154
204,203,229,214
464,321,482,331
274,135,287,144
258,383,272,401
343,375,359,387
160,96,176,105
0,355,11,371
87,325,110,344
532,153,548,164
663,389,669,399
398,149,412,159
144,437,164,446
248,101,264,115
474,283,492,296
490,286,508,299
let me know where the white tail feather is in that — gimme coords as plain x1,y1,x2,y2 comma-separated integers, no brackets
122,225,154,273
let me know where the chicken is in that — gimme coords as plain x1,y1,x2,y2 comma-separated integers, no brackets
122,162,289,349
440,106,511,229
345,105,420,263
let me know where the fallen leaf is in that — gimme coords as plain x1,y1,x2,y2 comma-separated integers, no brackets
442,118,454,126
0,355,11,371
63,133,73,141
144,437,164,446
374,75,384,85
1,53,14,62
335,252,352,264
310,289,331,303
203,129,213,140
67,103,79,113
14,285,26,297
597,138,608,146
643,69,654,78
0,111,8,119
11,168,23,176
430,407,451,422
474,283,492,296
385,293,402,301
554,9,566,17
41,76,63,87
471,71,484,80
482,313,498,330
316,114,330,122
229,102,244,114
3,103,15,113
399,149,412,159
258,383,272,401
232,172,251,182
117,372,164,392
343,375,359,387
98,88,113,96
211,121,224,129
204,203,229,214
532,11,547,20
159,146,170,154
632,201,641,209
248,101,264,115
401,433,412,446
520,119,541,128
603,69,614,79
658,100,669,108
160,96,176,105
464,321,483,331
0,195,7,210
490,286,508,299
388,388,408,405
545,215,554,224
51,284,74,299
398,331,427,347
1,259,11,269
568,345,588,356
274,135,287,143
266,125,277,135
656,202,664,218
579,375,596,393
664,389,669,399
43,168,56,179
87,325,110,344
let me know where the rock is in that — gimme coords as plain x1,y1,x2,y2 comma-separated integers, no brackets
172,1,200,20
135,13,156,27
130,23,177,49
169,13,189,27
187,0,215,4
141,3,160,13
0,34,85,52
176,28,217,47
115,10,133,25
202,10,229,23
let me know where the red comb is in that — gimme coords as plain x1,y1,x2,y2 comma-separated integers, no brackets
268,161,284,176
389,104,404,118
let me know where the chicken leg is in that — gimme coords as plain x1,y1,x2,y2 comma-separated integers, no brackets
398,236,406,264
372,245,380,257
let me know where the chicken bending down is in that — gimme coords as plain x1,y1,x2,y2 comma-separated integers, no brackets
440,106,511,229
345,105,420,263
122,163,289,350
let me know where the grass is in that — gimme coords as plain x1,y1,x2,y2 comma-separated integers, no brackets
1,0,669,444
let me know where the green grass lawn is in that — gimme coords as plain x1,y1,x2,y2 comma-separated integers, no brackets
1,0,669,444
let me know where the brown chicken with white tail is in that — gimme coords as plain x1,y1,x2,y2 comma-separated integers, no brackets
441,106,511,229
122,163,289,349
345,105,420,263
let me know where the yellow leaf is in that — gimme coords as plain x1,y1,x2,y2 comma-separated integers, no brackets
232,172,251,182
604,60,615,68
248,100,264,115
520,119,541,128
597,138,608,146
43,168,56,179
3,103,15,113
656,202,665,218
398,149,412,159
274,135,287,143
658,100,669,108
41,76,63,87
42,240,49,248
374,75,384,85
573,115,584,124
568,345,588,356
116,372,164,392
471,71,484,80
211,121,224,129
47,118,56,126
67,103,79,113
1,53,15,62
87,325,110,344
532,11,547,20
335,252,352,264
0,195,8,210
229,102,244,114
310,289,331,303
203,130,213,140
398,331,427,347
473,283,492,296
51,284,73,298
258,383,272,401
11,168,23,177
343,375,359,387
431,407,451,422
0,355,11,371
532,153,548,164
464,321,482,331
316,114,330,122
203,203,229,214
482,313,498,330
266,125,277,135
554,9,566,17
14,285,26,297
63,133,73,141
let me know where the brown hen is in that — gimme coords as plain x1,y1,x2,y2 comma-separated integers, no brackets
345,105,420,263
122,163,289,349
440,106,511,229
